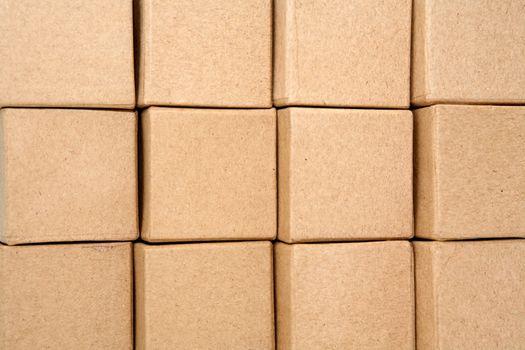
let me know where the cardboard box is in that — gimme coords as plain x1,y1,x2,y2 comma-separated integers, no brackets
0,0,134,108
136,0,272,107
412,0,525,106
0,108,138,245
0,242,133,349
278,108,413,242
274,0,411,108
414,105,525,240
275,241,415,349
141,107,276,242
414,240,525,349
135,241,274,349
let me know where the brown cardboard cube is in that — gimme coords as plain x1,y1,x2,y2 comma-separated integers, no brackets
274,0,411,108
0,242,133,349
414,240,525,349
412,0,525,106
278,108,413,242
141,107,276,242
0,108,138,245
415,105,525,240
0,0,134,108
135,241,274,350
275,241,415,349
136,0,272,108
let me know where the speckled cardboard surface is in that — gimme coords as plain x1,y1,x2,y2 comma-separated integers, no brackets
278,107,413,242
0,108,138,245
274,0,411,108
0,242,133,350
275,241,415,349
135,241,274,350
136,0,272,107
412,0,525,106
141,107,276,242
0,0,135,108
414,240,525,349
414,105,525,240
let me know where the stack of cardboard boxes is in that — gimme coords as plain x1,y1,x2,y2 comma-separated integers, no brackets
412,1,525,348
0,0,523,349
0,1,137,349
135,0,275,348
274,0,415,348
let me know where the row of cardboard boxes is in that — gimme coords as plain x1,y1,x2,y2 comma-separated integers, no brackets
0,105,523,245
1,239,523,349
1,0,524,109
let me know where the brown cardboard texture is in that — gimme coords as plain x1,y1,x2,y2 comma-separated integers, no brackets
0,0,134,108
141,107,276,242
274,0,411,108
412,0,525,106
135,241,274,350
275,241,415,349
0,108,138,245
136,0,272,108
414,240,525,349
278,107,413,242
0,242,133,350
414,105,525,240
